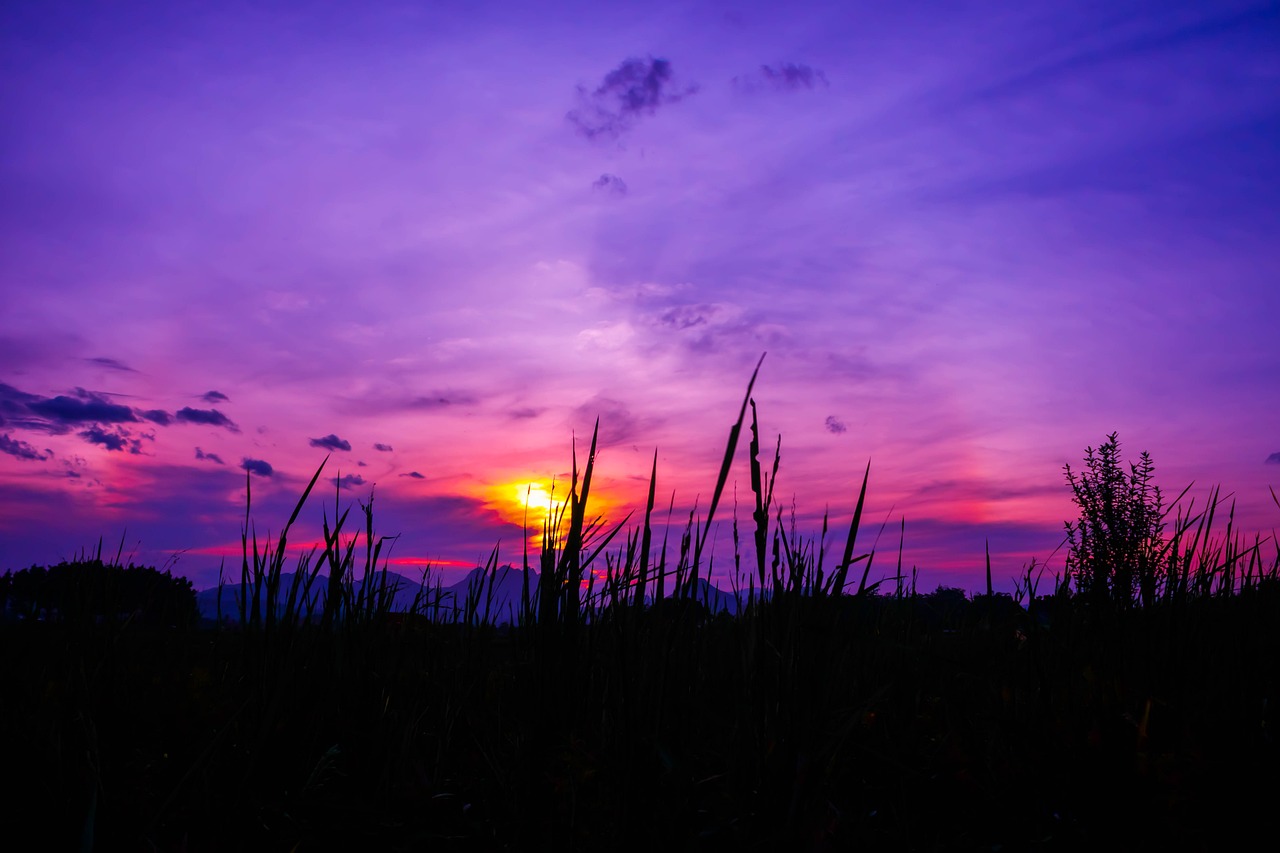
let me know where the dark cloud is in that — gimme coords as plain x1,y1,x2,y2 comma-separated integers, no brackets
79,425,142,454
0,382,147,435
309,433,352,452
87,357,136,372
592,173,628,195
822,350,894,382
357,460,367,467
0,433,51,461
410,392,475,410
241,457,273,477
508,407,542,420
735,62,829,92
0,382,42,410
139,409,172,425
568,56,696,140
825,416,847,435
201,390,230,403
30,390,136,425
339,389,483,416
332,474,366,490
175,407,239,431
570,394,656,449
1266,452,1280,465
660,305,710,330
373,442,394,452
195,447,225,465
400,471,426,479
651,303,788,354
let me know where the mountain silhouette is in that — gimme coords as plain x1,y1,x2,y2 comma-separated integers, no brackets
197,566,744,624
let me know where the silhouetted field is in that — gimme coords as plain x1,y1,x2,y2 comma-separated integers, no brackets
4,371,1277,850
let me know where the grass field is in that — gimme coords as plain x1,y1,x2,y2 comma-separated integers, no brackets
4,370,1277,851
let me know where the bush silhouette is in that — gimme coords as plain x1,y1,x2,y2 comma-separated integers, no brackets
1063,432,1166,607
0,559,198,627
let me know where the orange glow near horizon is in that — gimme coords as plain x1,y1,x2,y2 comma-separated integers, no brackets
179,542,475,571
480,476,629,551
485,479,570,548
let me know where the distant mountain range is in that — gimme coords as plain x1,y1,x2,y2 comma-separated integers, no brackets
197,566,743,624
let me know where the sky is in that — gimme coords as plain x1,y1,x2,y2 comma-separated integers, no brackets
2,0,1277,592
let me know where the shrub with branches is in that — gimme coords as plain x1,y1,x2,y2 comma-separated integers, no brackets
1064,432,1166,607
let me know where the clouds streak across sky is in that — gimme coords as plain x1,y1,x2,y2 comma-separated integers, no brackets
1,0,1277,588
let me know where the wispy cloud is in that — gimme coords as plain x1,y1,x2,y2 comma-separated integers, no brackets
409,392,476,410
195,447,225,465
825,416,847,434
373,442,393,452
87,356,136,372
79,425,143,454
592,173,628,195
570,394,659,449
175,407,239,431
399,471,425,479
0,433,51,461
734,62,829,93
309,433,352,452
568,56,696,140
0,383,42,411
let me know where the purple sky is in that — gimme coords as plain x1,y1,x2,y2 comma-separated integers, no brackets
2,0,1278,592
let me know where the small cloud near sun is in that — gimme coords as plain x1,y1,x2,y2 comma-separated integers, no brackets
825,416,847,434
399,471,425,479
310,433,352,452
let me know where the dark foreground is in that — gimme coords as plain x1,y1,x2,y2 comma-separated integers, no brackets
4,584,1277,852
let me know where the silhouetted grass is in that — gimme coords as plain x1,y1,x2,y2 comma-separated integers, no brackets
2,363,1277,851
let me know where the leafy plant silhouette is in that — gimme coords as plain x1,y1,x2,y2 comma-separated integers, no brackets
1064,432,1166,607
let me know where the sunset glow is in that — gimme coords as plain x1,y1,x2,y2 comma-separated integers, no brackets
1,0,1276,592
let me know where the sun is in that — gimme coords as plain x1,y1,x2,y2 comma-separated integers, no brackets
486,479,569,530
482,473,626,553
511,481,561,519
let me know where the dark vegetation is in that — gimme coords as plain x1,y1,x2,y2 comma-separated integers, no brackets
4,366,1278,851
1,553,199,629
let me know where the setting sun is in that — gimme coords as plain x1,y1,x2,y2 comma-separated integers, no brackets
508,480,564,521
